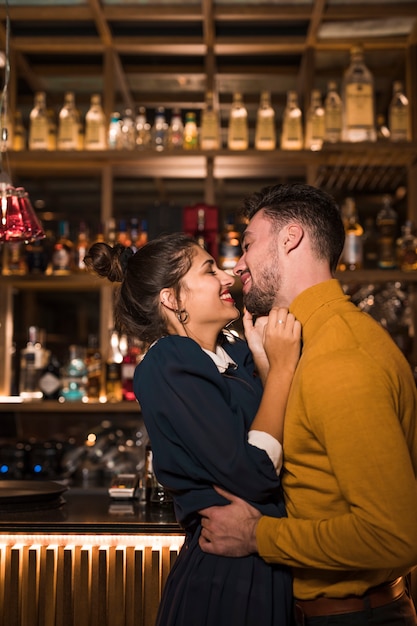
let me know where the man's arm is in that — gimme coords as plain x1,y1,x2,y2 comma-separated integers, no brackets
199,486,261,556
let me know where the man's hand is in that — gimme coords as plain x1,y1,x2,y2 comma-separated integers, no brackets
198,486,262,557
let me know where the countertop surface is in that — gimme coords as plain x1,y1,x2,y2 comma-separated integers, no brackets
0,483,181,534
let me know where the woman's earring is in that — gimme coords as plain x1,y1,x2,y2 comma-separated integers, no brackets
176,309,189,324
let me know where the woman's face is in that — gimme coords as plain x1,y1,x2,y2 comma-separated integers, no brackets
179,245,240,333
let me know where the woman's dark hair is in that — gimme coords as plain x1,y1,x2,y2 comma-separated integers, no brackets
241,183,345,273
84,232,197,345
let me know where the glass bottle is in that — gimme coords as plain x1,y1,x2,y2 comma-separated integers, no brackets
362,217,379,269
108,112,122,150
168,108,184,149
39,353,62,401
194,207,209,251
2,242,27,275
304,89,325,151
254,91,276,151
47,109,57,151
59,345,88,402
19,326,49,401
135,106,151,150
86,333,103,401
342,45,376,142
28,91,49,150
389,81,411,142
12,111,26,151
51,220,74,275
74,221,90,271
105,330,123,402
57,91,80,150
280,90,303,150
218,214,242,271
396,220,417,271
339,197,363,271
227,92,249,151
183,111,198,150
120,107,136,150
376,114,390,141
324,81,342,143
151,106,168,152
376,195,398,269
84,94,107,150
200,91,221,150
120,337,141,402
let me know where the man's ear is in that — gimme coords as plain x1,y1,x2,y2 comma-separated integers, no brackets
283,223,304,253
160,288,178,311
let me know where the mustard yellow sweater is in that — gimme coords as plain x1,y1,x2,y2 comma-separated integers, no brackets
257,279,417,599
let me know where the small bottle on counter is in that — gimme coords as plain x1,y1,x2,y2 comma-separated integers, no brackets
19,326,49,400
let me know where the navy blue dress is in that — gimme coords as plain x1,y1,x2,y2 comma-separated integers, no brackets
134,333,292,626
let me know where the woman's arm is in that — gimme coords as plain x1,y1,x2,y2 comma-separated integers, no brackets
248,307,301,444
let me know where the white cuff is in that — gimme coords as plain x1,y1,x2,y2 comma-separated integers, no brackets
248,430,283,474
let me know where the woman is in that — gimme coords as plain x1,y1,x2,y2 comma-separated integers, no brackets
84,232,301,626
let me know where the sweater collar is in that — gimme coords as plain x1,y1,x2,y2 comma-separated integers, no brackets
289,279,350,345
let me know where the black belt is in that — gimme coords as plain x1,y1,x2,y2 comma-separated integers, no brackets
295,577,406,618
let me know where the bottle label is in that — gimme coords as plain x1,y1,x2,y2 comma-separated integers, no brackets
345,84,374,128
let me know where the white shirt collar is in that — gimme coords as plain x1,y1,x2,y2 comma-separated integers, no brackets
202,345,238,373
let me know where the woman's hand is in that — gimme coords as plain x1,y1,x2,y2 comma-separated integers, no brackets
243,309,270,382
263,307,301,375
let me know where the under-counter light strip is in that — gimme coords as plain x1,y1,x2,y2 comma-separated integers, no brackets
0,533,184,550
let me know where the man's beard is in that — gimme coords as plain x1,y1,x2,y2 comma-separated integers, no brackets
243,264,280,317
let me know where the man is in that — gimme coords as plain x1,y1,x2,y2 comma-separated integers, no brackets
199,183,417,625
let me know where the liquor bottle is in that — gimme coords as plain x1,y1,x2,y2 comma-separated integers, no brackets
39,353,62,400
339,197,363,271
304,89,325,151
167,108,184,149
28,91,49,150
200,91,221,150
227,92,248,151
194,207,209,250
2,242,27,275
51,220,74,275
121,338,141,402
280,90,303,150
105,331,123,402
47,109,57,151
25,236,48,274
60,345,88,402
74,221,90,271
183,112,198,150
86,333,103,401
254,91,276,151
396,221,417,271
84,94,107,150
145,444,172,505
362,217,379,269
57,91,80,150
19,326,49,400
120,107,136,150
137,219,148,249
342,45,376,142
151,106,168,152
0,110,12,152
218,214,242,271
389,81,411,142
376,195,398,269
117,219,131,248
108,112,122,149
12,111,26,151
324,81,342,143
376,114,390,141
135,106,151,150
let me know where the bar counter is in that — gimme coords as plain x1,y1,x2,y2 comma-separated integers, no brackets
0,484,185,626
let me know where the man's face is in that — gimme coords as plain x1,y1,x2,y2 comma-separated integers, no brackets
234,210,281,316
